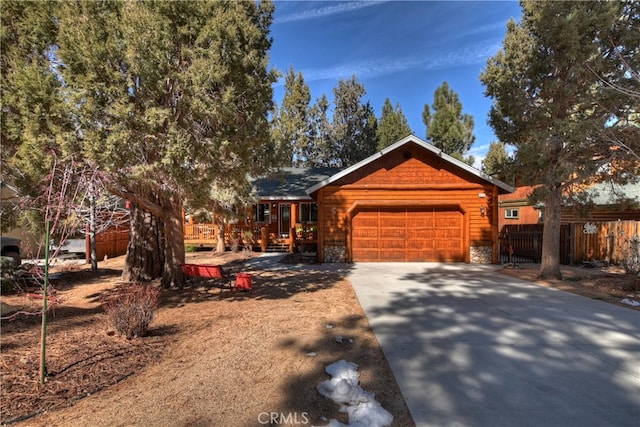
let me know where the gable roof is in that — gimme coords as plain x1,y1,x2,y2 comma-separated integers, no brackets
306,134,515,195
253,167,342,200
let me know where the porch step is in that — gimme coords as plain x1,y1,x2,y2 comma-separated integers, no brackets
266,242,289,253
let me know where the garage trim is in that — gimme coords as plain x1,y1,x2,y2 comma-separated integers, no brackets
346,200,469,263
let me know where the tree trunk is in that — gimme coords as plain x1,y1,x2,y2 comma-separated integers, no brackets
216,214,226,253
89,185,98,271
122,202,164,282
538,185,563,280
160,195,185,289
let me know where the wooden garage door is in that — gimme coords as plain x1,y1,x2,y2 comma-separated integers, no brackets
352,208,464,262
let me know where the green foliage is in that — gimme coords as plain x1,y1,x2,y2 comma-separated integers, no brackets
423,82,476,159
331,75,379,167
55,0,279,206
376,98,413,150
480,0,639,278
2,0,279,287
482,141,512,180
480,0,639,196
272,67,312,167
1,0,71,203
306,94,334,167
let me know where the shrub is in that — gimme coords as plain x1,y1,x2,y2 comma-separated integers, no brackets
185,244,197,253
102,283,160,339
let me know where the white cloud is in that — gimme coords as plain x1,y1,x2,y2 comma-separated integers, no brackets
294,40,503,84
277,1,389,24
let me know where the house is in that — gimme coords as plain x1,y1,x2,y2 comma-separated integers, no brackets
186,135,514,263
305,135,513,263
497,185,543,229
251,166,341,242
498,182,640,228
497,182,640,265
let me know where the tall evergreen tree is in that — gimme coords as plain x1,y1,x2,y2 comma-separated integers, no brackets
331,75,378,167
423,81,476,165
51,0,278,288
272,66,311,167
0,0,73,235
306,94,334,167
481,0,639,279
482,141,511,182
376,98,412,150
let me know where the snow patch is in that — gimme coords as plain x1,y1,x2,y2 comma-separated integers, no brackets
620,298,640,307
316,360,393,427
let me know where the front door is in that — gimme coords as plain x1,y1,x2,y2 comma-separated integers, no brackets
279,204,291,237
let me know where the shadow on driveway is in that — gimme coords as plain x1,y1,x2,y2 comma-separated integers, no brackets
349,263,640,427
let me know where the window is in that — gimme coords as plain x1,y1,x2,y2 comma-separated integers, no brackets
253,203,271,223
504,208,519,219
300,202,318,222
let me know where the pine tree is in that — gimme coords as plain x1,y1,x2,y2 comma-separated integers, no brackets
482,141,511,181
331,76,378,167
480,0,639,279
272,66,312,167
306,94,334,167
51,0,278,288
376,98,413,150
423,82,476,165
0,0,72,235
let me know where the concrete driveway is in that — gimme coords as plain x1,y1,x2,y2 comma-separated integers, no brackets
348,263,640,427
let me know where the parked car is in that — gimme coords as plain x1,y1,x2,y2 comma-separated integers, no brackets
0,236,21,267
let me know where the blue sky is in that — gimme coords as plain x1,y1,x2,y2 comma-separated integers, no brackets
269,0,522,167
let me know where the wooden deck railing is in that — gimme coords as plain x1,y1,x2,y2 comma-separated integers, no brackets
183,222,319,253
183,223,264,247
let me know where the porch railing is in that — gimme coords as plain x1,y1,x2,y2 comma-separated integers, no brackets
183,223,263,247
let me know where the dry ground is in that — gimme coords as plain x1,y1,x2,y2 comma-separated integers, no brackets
498,263,639,310
1,252,414,427
1,255,637,426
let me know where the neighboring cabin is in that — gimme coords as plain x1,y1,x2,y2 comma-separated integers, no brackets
497,182,640,265
498,182,640,229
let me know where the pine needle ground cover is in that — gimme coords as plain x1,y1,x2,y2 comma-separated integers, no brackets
0,252,414,427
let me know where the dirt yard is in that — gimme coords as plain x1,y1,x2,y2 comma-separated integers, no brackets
1,252,414,427
1,254,637,426
498,263,639,310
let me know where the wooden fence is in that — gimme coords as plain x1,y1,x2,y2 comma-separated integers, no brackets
499,220,639,265
90,227,129,261
571,220,639,265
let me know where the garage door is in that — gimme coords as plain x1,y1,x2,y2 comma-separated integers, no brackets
352,208,464,262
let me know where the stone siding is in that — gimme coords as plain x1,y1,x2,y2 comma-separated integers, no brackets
470,246,492,264
324,246,346,263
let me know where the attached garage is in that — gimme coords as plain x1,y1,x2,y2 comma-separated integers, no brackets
351,207,465,262
306,135,514,264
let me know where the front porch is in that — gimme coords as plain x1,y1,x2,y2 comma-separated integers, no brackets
184,167,334,258
183,219,318,256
